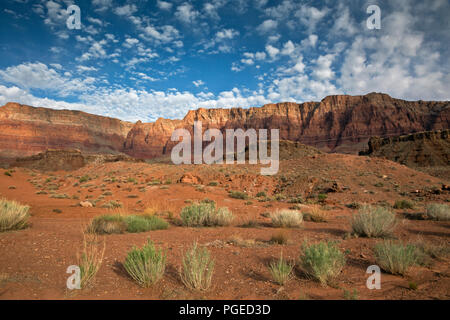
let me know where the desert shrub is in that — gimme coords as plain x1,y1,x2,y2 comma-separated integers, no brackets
180,202,233,227
4,171,12,177
351,204,396,238
256,191,267,198
123,239,166,287
305,206,328,222
374,241,420,275
180,242,214,291
229,190,249,200
268,253,293,285
87,214,127,234
426,203,450,221
125,215,169,233
77,232,105,289
317,193,327,203
288,196,304,204
346,202,361,209
0,199,30,232
393,200,414,209
79,175,90,183
298,241,346,286
343,289,359,300
101,200,123,209
270,231,289,245
270,209,303,228
102,191,113,196
50,193,69,199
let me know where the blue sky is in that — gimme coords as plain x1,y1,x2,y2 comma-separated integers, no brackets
0,0,449,122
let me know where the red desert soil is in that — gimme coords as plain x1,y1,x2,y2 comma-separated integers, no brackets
0,154,449,300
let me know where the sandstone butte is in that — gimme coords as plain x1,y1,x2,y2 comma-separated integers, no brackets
0,92,448,161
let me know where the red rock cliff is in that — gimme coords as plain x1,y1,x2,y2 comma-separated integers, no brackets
123,92,450,158
0,102,134,160
1,93,449,160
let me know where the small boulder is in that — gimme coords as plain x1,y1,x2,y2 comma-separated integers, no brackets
79,201,93,208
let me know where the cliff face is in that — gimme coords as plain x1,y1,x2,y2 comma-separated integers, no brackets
361,129,450,167
123,93,450,158
1,93,449,161
0,102,134,160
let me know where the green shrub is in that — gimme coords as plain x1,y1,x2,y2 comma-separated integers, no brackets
256,191,267,198
87,215,127,234
0,199,30,232
100,200,123,209
229,190,248,200
50,193,69,199
351,204,396,238
299,241,346,286
374,241,420,275
4,171,12,177
270,210,303,228
393,200,414,209
125,215,169,233
123,239,166,287
180,242,214,291
268,253,293,285
180,202,233,227
208,181,218,187
317,193,327,203
426,203,450,221
79,175,90,183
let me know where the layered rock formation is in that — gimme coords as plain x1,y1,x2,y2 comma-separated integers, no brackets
123,93,449,157
0,102,134,160
0,93,449,161
360,129,450,167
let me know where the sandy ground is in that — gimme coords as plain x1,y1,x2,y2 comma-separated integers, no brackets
0,155,448,300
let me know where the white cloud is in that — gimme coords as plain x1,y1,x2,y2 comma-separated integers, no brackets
92,0,112,12
257,19,278,34
157,1,173,11
265,44,280,59
193,80,205,87
175,3,199,24
114,4,137,17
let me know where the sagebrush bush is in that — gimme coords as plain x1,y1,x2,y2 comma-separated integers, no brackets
351,204,396,238
100,200,123,209
229,190,248,200
374,241,420,275
268,253,293,285
426,203,450,221
180,242,214,291
270,209,303,228
0,199,30,232
180,202,233,227
125,215,169,233
123,239,166,287
87,214,127,234
393,199,414,209
299,241,346,286
78,232,105,288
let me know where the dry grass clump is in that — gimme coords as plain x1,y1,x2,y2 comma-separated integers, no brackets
123,239,166,287
87,214,127,234
351,204,396,238
268,253,294,285
374,241,420,276
180,242,214,291
298,241,346,286
180,202,234,227
270,231,289,245
305,205,329,222
77,232,105,288
0,198,30,232
270,209,303,228
425,203,450,221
